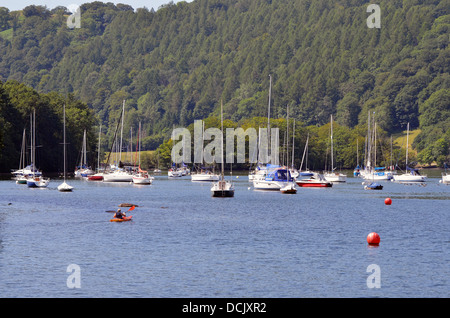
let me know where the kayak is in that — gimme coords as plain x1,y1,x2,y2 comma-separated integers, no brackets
110,216,133,222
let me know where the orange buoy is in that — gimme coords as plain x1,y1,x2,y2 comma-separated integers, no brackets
367,232,380,245
385,198,392,205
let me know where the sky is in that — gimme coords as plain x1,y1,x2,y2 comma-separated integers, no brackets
1,0,192,11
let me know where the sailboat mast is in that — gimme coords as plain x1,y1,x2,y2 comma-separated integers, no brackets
97,124,102,171
267,74,271,163
406,123,409,168
119,100,125,163
221,100,224,180
291,119,295,169
63,104,67,181
32,110,35,177
286,104,289,168
330,115,334,171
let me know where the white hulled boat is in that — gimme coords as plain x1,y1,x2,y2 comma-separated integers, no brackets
440,173,450,184
211,100,234,197
323,116,347,183
392,123,426,183
58,104,73,192
253,167,296,191
26,109,50,188
132,122,151,185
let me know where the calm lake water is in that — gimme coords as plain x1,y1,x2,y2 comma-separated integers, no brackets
0,170,448,298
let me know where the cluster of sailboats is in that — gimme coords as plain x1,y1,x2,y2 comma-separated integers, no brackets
11,102,155,191
10,96,448,195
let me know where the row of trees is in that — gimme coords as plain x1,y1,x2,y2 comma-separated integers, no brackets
1,79,447,173
0,0,448,167
0,80,97,173
154,114,426,171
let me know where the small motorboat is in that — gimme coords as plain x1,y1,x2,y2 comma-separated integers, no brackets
280,183,297,194
364,182,383,190
296,173,332,188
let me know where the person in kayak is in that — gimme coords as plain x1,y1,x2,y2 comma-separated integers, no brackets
114,209,126,219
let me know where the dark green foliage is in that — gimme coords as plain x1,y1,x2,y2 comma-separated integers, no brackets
0,0,448,167
0,80,97,173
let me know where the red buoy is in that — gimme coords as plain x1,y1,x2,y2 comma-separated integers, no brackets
385,198,392,205
367,232,380,245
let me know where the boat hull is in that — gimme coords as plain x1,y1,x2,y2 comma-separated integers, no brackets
27,177,50,188
103,172,133,182
132,176,151,184
296,181,332,187
253,180,293,190
87,174,103,181
324,173,347,182
191,174,220,182
392,174,427,182
57,182,73,192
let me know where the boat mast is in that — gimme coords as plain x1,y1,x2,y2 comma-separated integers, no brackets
330,115,334,172
221,99,224,181
406,122,409,168
291,118,295,170
267,74,271,163
119,100,125,164
63,104,67,182
97,124,101,172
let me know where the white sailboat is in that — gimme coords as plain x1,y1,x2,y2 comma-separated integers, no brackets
74,130,95,178
14,128,30,184
440,172,450,184
324,115,347,182
103,100,133,182
132,122,152,185
191,120,220,181
298,133,314,177
58,104,73,192
392,123,427,182
249,75,274,182
87,124,104,181
361,112,392,181
26,109,50,188
211,100,234,197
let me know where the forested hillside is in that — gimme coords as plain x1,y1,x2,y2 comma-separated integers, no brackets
0,0,448,169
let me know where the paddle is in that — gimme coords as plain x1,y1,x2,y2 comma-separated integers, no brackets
106,205,135,213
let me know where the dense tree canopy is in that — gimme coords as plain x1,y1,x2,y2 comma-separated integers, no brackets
0,0,448,169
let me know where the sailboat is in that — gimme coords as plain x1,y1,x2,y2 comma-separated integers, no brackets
353,138,361,177
249,75,274,182
440,164,450,184
14,128,30,184
58,104,73,192
103,100,133,182
298,133,314,177
132,122,152,185
280,105,297,194
74,130,95,178
392,123,427,182
87,124,104,181
211,100,234,197
191,120,220,182
26,109,50,188
324,115,347,182
361,112,392,181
